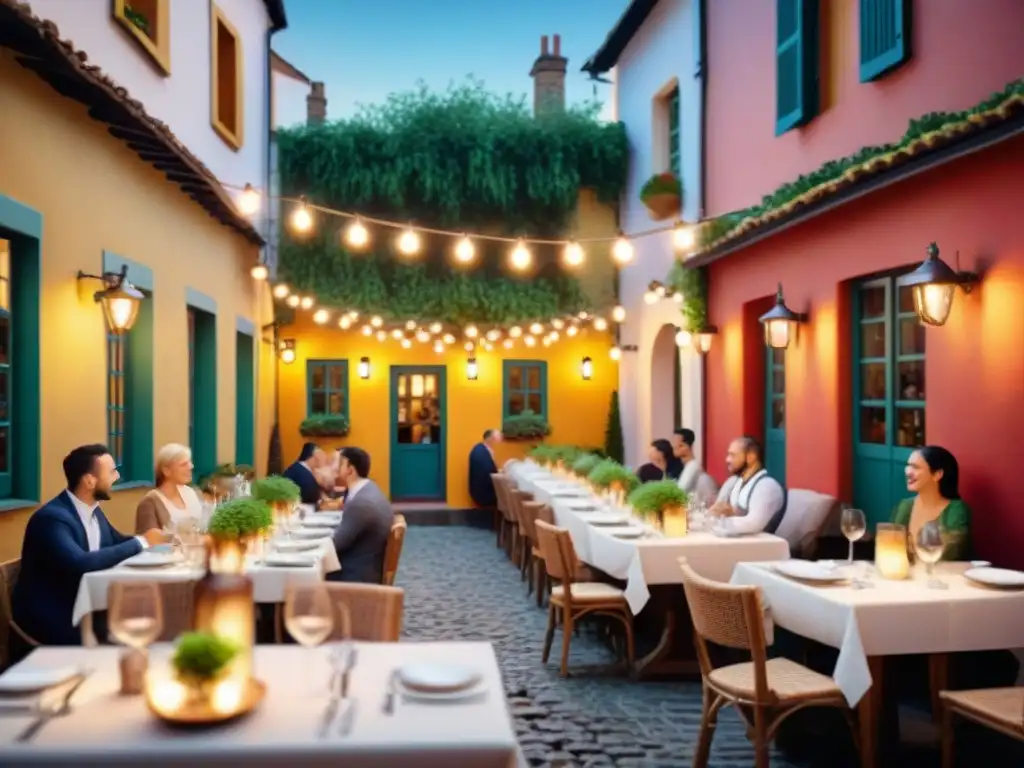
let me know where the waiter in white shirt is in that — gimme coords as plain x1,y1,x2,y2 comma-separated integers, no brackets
710,436,787,535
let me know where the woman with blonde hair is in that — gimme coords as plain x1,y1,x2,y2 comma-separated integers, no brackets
134,443,204,532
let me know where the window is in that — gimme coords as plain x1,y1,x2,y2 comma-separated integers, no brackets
765,347,786,484
188,306,218,476
667,87,681,179
775,0,819,135
852,274,925,524
307,360,349,416
106,331,126,470
105,288,154,484
211,5,244,149
859,0,911,82
113,0,170,75
235,331,255,467
502,361,547,418
0,242,11,497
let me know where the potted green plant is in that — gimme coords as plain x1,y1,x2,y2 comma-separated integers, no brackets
627,480,690,536
571,452,602,479
587,460,638,496
502,409,551,441
640,172,682,221
206,498,273,572
299,413,350,437
170,632,240,699
250,475,301,526
528,445,556,466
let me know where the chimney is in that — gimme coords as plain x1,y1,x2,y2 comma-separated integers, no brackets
530,33,567,117
306,81,327,126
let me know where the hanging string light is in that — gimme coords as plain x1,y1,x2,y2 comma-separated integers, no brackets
237,183,261,216
609,346,622,361
345,218,370,249
563,241,585,268
290,197,314,234
593,317,608,332
312,309,329,325
339,315,353,330
611,233,635,265
250,264,269,280
286,295,300,308
300,296,315,310
673,221,696,252
397,226,421,257
509,239,532,271
272,283,290,299
454,235,475,264
612,305,626,323
370,315,384,328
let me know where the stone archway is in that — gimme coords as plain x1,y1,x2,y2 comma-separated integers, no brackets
649,323,678,444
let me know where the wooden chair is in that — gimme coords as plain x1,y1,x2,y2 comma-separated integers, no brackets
678,559,857,768
324,583,404,641
382,514,407,586
491,473,515,553
508,489,534,581
0,559,29,670
103,580,195,645
940,686,1023,768
534,520,635,677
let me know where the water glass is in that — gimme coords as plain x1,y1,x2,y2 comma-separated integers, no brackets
915,521,947,589
840,508,867,564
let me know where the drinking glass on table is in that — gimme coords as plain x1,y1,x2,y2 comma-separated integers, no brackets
109,581,163,694
840,508,867,564
285,583,335,692
915,520,947,589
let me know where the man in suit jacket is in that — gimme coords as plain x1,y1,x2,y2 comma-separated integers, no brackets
329,447,393,584
282,442,325,506
468,429,501,507
12,444,165,651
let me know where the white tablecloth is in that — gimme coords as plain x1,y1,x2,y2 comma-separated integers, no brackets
731,561,1024,706
508,462,791,612
0,643,518,767
73,540,341,626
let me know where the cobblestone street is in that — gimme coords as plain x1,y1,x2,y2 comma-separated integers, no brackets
396,525,806,767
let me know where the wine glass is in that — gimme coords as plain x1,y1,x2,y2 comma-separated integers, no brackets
840,508,867,564
109,582,163,651
285,583,335,692
915,521,947,589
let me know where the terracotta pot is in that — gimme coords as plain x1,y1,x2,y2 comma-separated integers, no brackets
643,193,681,221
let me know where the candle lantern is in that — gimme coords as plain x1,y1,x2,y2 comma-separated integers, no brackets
661,506,689,538
192,570,255,684
874,523,911,580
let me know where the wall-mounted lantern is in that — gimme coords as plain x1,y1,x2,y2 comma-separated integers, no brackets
278,339,296,364
758,283,806,350
580,356,593,380
675,328,692,348
694,325,717,354
467,357,479,381
76,264,145,334
901,242,978,327
358,356,371,380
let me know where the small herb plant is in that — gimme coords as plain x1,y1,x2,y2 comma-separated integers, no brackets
571,453,602,477
299,413,350,437
207,498,273,539
250,475,301,505
502,409,551,441
627,480,689,520
172,632,239,685
639,172,682,202
587,460,639,492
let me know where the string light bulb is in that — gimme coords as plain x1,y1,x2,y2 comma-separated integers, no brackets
345,218,370,249
415,329,430,343
529,322,544,335
593,317,608,332
250,264,268,280
370,315,383,328
300,296,314,310
643,289,659,305
486,329,501,341
286,295,300,308
272,284,290,299
509,326,522,338
339,316,352,330
433,340,444,353
405,320,417,331
442,333,456,345
312,309,329,325
503,339,514,349
237,183,260,216
376,330,387,342
609,346,622,361
290,197,314,234
672,291,684,303
524,335,537,347
429,322,443,334
655,284,667,299
454,235,475,264
464,341,475,352
391,329,404,340
673,221,696,252
361,325,372,336
397,227,421,257
563,241,585,267
612,305,626,323
676,329,692,348
465,325,479,339
551,318,565,330
612,235,635,265
510,239,532,271
566,325,579,337
401,338,412,349
348,310,359,321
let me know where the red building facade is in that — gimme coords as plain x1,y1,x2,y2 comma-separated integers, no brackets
699,0,1024,566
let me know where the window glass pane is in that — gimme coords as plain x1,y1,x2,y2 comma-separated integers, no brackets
895,407,925,447
897,360,925,400
897,284,915,314
424,375,436,395
310,392,326,413
0,426,7,472
507,393,525,415
507,366,523,390
0,315,8,365
327,364,344,390
860,321,885,358
860,285,886,319
859,406,887,444
526,366,541,390
527,393,542,414
327,393,344,414
0,371,7,420
411,375,425,398
860,362,887,400
310,364,325,390
772,367,785,395
771,397,785,429
898,318,925,356
397,375,407,397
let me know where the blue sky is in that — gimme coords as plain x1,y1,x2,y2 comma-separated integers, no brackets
272,0,626,124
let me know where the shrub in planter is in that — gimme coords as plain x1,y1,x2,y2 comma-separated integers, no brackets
251,475,302,523
502,409,551,441
587,460,638,493
640,172,682,220
572,452,602,478
208,498,273,540
528,445,555,465
299,413,350,437
171,632,239,689
628,480,688,519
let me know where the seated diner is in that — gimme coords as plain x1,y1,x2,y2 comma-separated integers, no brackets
636,439,682,483
283,442,327,506
710,436,787,535
134,443,204,533
893,444,971,560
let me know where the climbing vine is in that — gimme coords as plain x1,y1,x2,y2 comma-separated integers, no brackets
666,260,708,332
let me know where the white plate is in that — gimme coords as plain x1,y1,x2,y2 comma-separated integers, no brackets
124,552,179,568
602,526,645,539
397,663,482,694
292,528,332,539
301,518,337,528
578,513,630,526
263,554,316,568
399,679,487,703
0,666,82,695
274,540,321,553
964,567,1024,589
774,560,846,584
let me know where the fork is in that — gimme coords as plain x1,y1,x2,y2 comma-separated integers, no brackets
381,669,400,715
15,673,89,743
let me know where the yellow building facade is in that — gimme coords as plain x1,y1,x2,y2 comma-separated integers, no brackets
0,54,276,560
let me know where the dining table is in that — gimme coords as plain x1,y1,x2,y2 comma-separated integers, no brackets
0,642,521,766
732,560,1024,768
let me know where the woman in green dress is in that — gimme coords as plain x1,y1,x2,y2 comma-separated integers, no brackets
891,445,971,560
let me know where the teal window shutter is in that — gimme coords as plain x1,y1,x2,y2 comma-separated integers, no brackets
859,0,911,82
667,87,681,179
235,331,255,468
775,0,819,136
108,292,154,483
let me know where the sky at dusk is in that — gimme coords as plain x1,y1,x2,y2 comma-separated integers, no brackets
271,0,628,125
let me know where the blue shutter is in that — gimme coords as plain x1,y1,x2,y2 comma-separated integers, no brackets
859,0,911,82
775,0,819,136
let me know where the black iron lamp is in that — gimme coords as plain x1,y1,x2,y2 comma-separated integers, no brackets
901,242,978,327
758,283,807,350
278,339,296,364
693,324,718,354
76,264,145,334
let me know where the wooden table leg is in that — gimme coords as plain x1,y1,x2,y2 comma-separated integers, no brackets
929,653,950,725
857,656,884,768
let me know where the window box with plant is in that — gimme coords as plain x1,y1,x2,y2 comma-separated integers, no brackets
299,413,350,437
502,409,550,442
640,172,682,221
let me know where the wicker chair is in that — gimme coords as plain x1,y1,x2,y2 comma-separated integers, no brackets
324,583,404,641
382,514,407,586
534,519,635,677
678,559,857,768
940,686,1024,768
0,559,27,669
104,580,195,645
